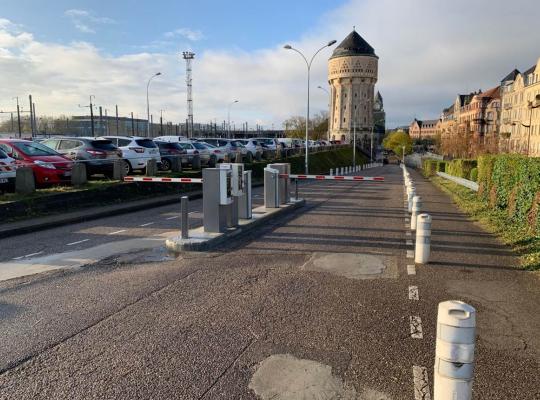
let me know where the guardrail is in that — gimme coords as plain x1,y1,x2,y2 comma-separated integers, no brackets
436,172,478,192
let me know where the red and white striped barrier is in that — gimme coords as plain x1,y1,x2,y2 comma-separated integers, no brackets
279,174,384,182
124,176,203,183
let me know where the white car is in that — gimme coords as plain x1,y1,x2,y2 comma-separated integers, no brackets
154,135,188,143
177,141,213,166
0,148,16,191
198,142,225,163
258,138,280,151
100,136,161,174
237,139,263,157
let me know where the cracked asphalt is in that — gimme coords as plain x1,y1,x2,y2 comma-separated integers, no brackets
0,164,538,399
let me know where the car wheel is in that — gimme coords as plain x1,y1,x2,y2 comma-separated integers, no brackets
161,158,171,171
208,155,217,168
245,152,253,163
123,160,132,175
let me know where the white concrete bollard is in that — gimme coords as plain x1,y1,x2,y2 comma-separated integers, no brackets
407,187,416,213
330,168,333,176
410,196,422,230
414,213,431,263
434,301,476,400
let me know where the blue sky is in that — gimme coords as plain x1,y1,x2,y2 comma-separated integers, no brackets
2,0,337,55
0,0,539,128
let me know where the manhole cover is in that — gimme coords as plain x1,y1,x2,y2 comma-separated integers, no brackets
301,253,397,280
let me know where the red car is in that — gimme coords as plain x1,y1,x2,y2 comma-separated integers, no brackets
0,139,73,186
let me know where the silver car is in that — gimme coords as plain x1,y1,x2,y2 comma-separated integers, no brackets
177,141,213,166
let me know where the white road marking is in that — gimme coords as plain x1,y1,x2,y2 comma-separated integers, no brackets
12,251,44,260
407,250,414,258
139,222,155,227
409,286,419,300
166,216,180,220
66,239,90,246
407,264,416,275
412,366,432,400
108,230,127,235
410,316,423,339
406,240,413,246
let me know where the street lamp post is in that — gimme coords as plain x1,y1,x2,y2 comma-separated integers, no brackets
284,40,337,174
317,85,331,141
227,100,238,139
78,95,96,137
146,72,161,137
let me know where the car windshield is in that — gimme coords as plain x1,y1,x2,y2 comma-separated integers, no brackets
90,140,117,151
200,142,216,148
178,143,194,150
192,142,208,150
231,141,245,147
17,141,59,156
135,139,157,148
260,139,274,145
0,148,8,158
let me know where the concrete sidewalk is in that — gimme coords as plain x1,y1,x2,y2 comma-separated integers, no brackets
0,164,538,399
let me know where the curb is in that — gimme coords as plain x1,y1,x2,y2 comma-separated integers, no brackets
166,199,306,252
0,181,263,239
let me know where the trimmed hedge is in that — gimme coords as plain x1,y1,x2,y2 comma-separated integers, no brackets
476,154,540,234
245,146,366,178
477,154,496,199
447,159,477,179
422,159,438,177
469,168,478,182
436,161,447,173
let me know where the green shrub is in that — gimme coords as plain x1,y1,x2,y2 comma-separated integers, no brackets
477,154,496,199
436,161,447,173
422,159,437,177
469,168,478,182
491,155,522,209
447,159,478,179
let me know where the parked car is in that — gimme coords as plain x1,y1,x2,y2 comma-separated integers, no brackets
0,139,73,186
100,136,161,174
41,137,120,178
154,141,188,171
236,139,263,158
197,142,223,164
154,135,188,143
201,138,248,160
0,148,16,192
258,138,281,151
177,141,212,167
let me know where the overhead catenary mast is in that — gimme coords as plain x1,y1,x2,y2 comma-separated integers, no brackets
182,51,195,138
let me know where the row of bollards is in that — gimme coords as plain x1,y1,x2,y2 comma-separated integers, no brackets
402,164,476,400
403,165,431,264
329,163,382,176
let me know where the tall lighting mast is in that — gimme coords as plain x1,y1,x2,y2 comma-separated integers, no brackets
182,51,195,138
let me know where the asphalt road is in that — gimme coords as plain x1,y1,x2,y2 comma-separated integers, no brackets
0,164,538,399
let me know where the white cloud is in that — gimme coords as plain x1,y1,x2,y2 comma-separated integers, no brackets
1,0,539,129
164,28,204,41
64,9,115,34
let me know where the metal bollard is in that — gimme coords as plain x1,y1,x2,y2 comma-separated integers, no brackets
410,196,422,230
407,186,416,212
434,301,476,400
414,213,431,263
181,196,189,239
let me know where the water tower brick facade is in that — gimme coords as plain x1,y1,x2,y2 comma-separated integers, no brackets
328,30,378,147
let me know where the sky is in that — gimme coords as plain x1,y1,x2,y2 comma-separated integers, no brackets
0,0,539,129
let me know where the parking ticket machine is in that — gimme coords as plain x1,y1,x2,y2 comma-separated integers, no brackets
203,167,232,233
